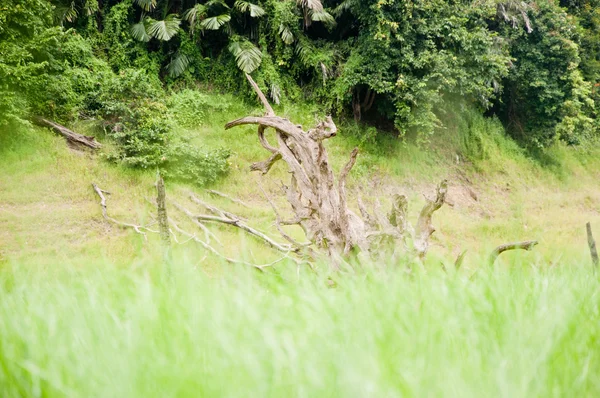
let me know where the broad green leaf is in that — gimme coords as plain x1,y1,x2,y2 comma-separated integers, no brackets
309,10,336,27
199,14,231,30
228,41,262,73
134,0,156,12
131,20,151,42
279,25,294,45
234,1,265,17
167,54,191,77
147,15,181,41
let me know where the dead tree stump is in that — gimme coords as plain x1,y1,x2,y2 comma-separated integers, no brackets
156,173,170,247
587,222,599,270
225,74,448,268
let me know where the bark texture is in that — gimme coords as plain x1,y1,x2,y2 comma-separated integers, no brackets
488,240,538,265
35,117,102,150
226,74,448,266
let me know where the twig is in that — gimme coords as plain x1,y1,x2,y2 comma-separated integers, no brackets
206,189,251,208
92,183,153,239
183,196,295,253
189,193,246,221
171,202,222,247
169,218,291,271
256,178,312,249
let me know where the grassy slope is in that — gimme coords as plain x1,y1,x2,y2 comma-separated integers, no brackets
2,93,600,396
2,94,600,269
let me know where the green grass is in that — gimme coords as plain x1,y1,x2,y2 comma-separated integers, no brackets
1,261,599,397
4,92,600,396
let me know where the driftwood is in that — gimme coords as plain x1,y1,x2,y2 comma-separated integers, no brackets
225,73,447,268
586,222,599,269
35,117,101,150
488,240,538,266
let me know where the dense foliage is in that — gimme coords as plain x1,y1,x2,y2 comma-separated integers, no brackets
1,0,599,151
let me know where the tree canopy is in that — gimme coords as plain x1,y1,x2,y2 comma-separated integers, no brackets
1,0,599,147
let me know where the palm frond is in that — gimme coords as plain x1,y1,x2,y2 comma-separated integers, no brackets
278,25,294,45
206,0,230,10
147,15,181,41
183,4,207,30
332,0,358,16
308,9,335,27
296,0,323,11
131,19,151,42
167,54,191,78
85,1,99,15
199,14,231,30
65,1,78,23
295,40,314,66
228,41,262,74
134,0,157,12
234,1,266,17
270,84,281,105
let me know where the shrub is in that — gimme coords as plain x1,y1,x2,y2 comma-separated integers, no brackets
167,89,232,129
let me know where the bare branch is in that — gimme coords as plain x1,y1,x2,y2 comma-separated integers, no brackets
206,189,251,208
178,199,294,253
245,73,275,116
92,183,153,239
488,240,539,265
414,180,448,258
189,193,245,221
169,218,281,272
250,153,282,174
358,197,379,230
171,202,222,247
257,179,312,249
156,173,170,246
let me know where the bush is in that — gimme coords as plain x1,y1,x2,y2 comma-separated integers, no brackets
161,142,230,186
104,100,230,186
167,89,232,129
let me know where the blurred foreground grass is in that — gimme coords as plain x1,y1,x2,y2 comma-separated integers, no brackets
0,261,599,397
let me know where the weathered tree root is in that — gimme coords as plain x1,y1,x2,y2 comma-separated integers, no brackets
225,74,448,268
36,117,101,150
488,240,539,266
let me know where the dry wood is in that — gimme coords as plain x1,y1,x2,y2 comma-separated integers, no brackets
92,183,155,238
35,117,101,150
177,199,294,253
414,180,448,258
169,218,289,272
225,73,448,267
488,240,538,265
587,222,599,269
256,179,312,250
156,174,170,246
206,189,251,208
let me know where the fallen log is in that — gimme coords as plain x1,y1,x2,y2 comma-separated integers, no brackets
34,117,101,150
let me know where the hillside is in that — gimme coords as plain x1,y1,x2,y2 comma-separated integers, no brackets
2,94,600,272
